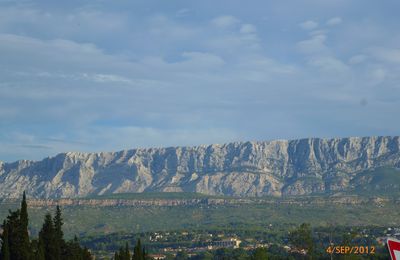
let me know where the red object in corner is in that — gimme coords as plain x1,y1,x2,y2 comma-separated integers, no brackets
388,238,400,260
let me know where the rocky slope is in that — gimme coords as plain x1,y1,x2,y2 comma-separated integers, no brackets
0,136,399,198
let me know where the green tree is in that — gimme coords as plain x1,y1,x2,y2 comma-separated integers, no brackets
112,241,134,260
114,251,120,260
6,209,23,260
34,238,46,260
1,192,32,260
289,223,314,259
81,247,92,260
232,248,249,260
192,251,213,260
19,191,31,259
252,247,268,260
124,242,131,260
202,251,213,260
117,246,124,260
0,220,10,260
39,213,57,260
267,244,289,258
174,251,189,260
1,194,91,260
62,235,92,260
63,236,82,260
114,243,132,260
54,205,64,260
131,238,146,260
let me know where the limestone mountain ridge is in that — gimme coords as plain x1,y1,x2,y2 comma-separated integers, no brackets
0,136,399,198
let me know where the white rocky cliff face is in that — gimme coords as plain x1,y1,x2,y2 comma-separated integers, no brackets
0,136,399,198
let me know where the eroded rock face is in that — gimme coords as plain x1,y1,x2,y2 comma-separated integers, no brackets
0,136,399,198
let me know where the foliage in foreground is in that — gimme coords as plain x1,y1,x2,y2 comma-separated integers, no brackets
0,192,92,260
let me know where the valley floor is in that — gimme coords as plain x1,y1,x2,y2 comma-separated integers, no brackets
1,194,398,258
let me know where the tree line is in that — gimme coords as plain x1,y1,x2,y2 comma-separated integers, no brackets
0,192,92,260
113,239,146,260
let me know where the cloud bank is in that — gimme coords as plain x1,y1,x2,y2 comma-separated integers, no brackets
0,1,399,162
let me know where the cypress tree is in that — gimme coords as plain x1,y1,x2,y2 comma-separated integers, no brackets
124,242,131,260
114,244,132,260
6,209,22,260
66,235,92,260
39,213,57,260
20,192,28,233
132,239,145,260
133,239,139,260
19,191,31,259
1,192,33,260
1,197,92,260
0,220,10,260
119,246,125,260
53,205,63,260
142,247,146,260
1,192,32,260
63,236,81,260
72,236,81,259
35,238,46,260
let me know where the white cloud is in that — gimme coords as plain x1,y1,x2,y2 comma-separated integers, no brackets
149,15,199,39
81,73,133,84
176,8,190,17
181,52,225,68
240,24,256,34
204,20,261,54
83,126,241,151
0,33,108,68
348,54,367,64
309,30,326,36
299,20,318,30
0,2,399,161
211,15,240,28
371,68,387,81
0,126,242,162
369,47,400,63
0,6,128,40
308,56,349,72
326,17,342,26
0,27,297,138
297,34,327,54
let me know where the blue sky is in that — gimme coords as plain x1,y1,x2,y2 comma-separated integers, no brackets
0,0,399,162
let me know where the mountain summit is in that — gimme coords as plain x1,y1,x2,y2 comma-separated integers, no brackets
1,136,399,199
